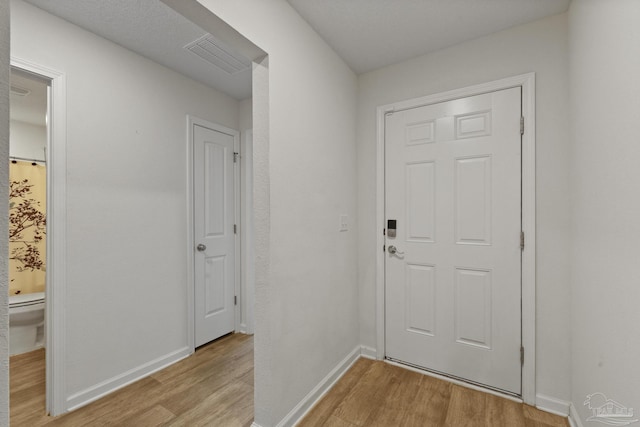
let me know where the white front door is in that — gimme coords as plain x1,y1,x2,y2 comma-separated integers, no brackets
193,123,237,347
384,87,522,394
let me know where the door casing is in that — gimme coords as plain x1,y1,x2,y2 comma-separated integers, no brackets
186,115,241,352
11,56,68,416
375,73,536,404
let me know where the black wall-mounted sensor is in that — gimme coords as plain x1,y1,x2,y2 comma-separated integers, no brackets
387,219,397,238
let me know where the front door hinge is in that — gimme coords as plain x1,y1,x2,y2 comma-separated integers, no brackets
233,152,239,163
521,346,525,366
520,116,525,135
383,244,386,252
520,231,525,250
234,224,237,234
234,295,237,306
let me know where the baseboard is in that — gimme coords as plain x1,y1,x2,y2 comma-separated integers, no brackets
536,393,570,417
251,423,263,427
274,346,361,427
65,346,192,412
360,345,377,360
568,403,585,427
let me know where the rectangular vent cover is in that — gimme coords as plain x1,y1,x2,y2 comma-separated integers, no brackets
185,34,251,75
10,86,30,97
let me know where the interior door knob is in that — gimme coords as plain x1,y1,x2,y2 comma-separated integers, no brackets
388,245,404,255
196,244,206,252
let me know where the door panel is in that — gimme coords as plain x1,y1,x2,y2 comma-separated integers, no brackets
385,88,522,394
406,162,436,242
194,124,236,347
405,263,436,336
454,155,492,245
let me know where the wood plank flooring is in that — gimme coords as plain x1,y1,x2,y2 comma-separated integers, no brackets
9,333,254,426
298,358,570,427
11,337,569,426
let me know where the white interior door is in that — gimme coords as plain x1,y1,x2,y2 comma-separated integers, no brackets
194,123,236,347
384,88,522,394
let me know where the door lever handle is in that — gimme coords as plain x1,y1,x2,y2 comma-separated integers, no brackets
388,245,404,256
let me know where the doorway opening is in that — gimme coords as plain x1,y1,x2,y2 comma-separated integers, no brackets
8,58,67,420
8,67,48,354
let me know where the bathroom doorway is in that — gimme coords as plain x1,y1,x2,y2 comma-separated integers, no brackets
8,66,49,419
8,58,67,420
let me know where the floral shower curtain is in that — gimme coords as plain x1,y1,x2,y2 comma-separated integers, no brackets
9,161,46,296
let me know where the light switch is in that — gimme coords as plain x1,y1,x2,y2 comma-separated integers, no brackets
339,214,348,232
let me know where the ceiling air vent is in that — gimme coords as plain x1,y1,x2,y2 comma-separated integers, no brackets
185,34,251,75
10,85,31,97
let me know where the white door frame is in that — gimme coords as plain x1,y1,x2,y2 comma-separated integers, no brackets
11,57,68,416
240,129,255,335
375,73,536,404
186,115,241,352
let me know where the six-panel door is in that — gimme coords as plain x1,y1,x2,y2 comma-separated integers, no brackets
384,88,522,394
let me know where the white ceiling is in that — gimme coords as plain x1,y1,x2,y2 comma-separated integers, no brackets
286,0,571,74
24,0,252,100
20,0,571,100
10,70,48,127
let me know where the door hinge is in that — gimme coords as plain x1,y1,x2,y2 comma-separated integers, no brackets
234,295,237,306
234,224,237,234
520,231,525,250
383,244,386,252
520,116,525,135
521,346,525,366
233,152,239,163
383,228,386,236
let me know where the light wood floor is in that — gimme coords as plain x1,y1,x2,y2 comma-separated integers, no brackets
298,358,570,427
11,337,569,427
10,333,254,426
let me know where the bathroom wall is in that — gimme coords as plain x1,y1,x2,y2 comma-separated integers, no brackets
357,13,572,403
9,120,46,161
11,0,240,408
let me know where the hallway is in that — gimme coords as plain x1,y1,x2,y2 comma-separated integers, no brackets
10,333,254,426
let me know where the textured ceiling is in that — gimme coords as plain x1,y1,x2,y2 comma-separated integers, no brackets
287,0,571,73
21,0,572,99
10,70,47,127
24,0,252,100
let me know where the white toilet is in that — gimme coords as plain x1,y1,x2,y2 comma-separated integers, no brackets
9,292,45,356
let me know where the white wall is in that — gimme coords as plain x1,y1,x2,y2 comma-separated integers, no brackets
569,0,640,423
0,1,11,424
197,1,359,425
9,120,46,161
357,13,572,402
239,97,252,131
11,0,239,407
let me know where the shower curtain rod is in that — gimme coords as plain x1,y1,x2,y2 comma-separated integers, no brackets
9,155,46,164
